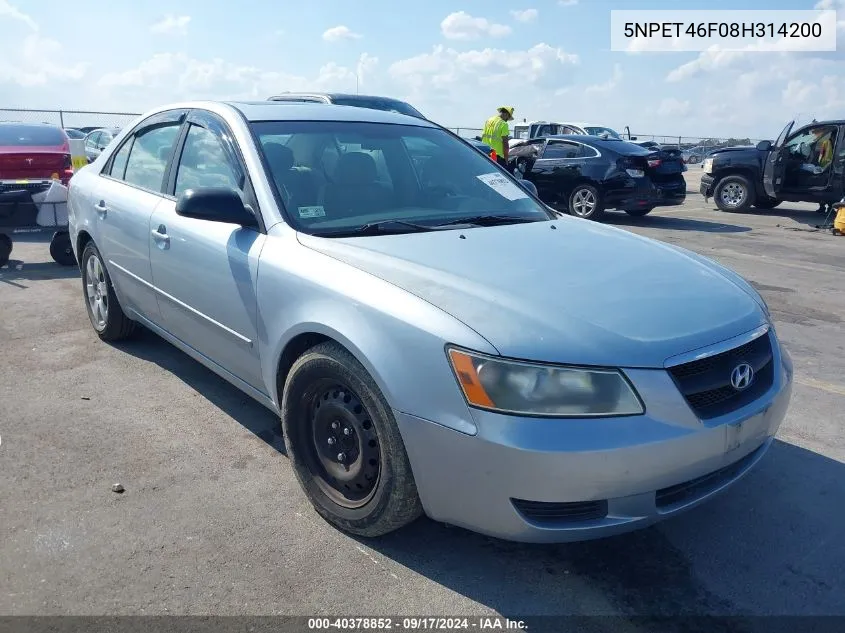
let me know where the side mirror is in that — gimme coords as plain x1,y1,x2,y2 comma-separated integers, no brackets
175,187,258,228
630,136,638,141
756,140,772,151
519,179,538,196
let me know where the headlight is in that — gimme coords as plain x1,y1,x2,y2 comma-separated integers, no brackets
447,348,644,417
703,158,714,174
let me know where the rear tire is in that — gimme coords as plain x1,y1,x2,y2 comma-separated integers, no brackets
714,175,754,213
281,341,423,537
80,241,136,341
0,234,11,268
50,231,77,266
568,184,604,220
625,206,655,217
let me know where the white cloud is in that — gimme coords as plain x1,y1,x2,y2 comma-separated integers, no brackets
0,0,36,30
0,33,87,88
94,52,375,110
322,25,362,42
151,14,191,35
558,0,578,6
510,9,538,23
584,64,622,94
657,98,691,118
440,12,511,40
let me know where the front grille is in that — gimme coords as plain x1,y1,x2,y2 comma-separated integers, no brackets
668,332,774,419
656,445,763,509
511,498,608,525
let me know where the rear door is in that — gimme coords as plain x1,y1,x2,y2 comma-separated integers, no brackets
94,109,186,325
530,139,584,205
763,120,794,198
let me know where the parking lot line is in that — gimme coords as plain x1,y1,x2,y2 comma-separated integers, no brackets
795,376,845,397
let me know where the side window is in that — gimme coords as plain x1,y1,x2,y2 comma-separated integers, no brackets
175,125,242,197
99,131,113,147
85,132,101,150
122,124,181,193
542,141,581,159
108,138,133,180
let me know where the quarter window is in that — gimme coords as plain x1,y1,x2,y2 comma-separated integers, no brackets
175,125,242,197
122,124,181,192
108,138,133,179
543,141,581,159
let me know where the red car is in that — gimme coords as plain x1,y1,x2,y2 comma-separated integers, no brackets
0,122,74,186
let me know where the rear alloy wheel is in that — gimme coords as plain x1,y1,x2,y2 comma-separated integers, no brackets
714,175,754,213
282,342,423,537
81,241,136,341
625,206,655,217
568,184,604,220
0,234,11,268
49,231,77,266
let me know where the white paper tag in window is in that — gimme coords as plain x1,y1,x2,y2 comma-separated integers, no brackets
477,173,528,201
298,206,326,218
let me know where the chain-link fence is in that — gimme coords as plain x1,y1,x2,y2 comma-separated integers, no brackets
0,108,140,132
1,109,764,158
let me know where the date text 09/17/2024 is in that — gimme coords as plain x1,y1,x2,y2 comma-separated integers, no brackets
307,618,528,631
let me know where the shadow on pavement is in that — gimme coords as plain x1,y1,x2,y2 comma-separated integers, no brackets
0,259,80,285
361,440,844,620
606,213,751,234
111,327,285,455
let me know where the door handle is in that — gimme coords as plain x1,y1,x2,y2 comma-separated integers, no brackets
94,201,108,216
151,225,170,248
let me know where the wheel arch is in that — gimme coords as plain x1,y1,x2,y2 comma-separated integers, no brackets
712,167,760,193
76,229,94,266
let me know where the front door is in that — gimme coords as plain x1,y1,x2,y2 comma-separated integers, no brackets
148,112,267,392
763,120,794,198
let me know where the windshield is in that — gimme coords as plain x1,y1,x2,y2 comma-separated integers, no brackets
0,125,66,146
330,97,425,120
584,126,622,140
252,120,552,236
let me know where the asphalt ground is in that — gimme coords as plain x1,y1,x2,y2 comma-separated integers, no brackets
1,168,844,623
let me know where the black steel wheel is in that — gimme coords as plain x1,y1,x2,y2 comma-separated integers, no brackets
50,231,77,267
0,234,11,268
281,341,423,537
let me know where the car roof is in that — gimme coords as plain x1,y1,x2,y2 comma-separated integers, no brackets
0,121,61,129
226,100,436,126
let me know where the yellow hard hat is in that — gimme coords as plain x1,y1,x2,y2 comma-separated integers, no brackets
498,106,515,117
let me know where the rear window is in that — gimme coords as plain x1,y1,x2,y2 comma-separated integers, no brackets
0,125,66,146
330,97,425,119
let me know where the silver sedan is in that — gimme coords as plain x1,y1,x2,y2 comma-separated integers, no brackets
67,101,793,543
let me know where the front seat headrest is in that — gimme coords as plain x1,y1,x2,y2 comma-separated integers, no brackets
333,152,377,185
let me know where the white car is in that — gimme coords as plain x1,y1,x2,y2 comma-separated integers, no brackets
509,121,628,148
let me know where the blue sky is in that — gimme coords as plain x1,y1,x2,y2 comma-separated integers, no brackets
1,0,842,139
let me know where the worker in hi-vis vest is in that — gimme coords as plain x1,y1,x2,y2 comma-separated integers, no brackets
481,106,514,170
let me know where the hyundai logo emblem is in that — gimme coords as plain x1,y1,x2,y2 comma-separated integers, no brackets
730,363,754,391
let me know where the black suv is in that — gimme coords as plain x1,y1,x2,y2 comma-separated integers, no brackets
701,120,843,213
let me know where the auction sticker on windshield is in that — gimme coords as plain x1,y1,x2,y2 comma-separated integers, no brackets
477,173,528,201
298,206,326,218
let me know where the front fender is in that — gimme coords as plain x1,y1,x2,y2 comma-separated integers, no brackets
256,229,497,435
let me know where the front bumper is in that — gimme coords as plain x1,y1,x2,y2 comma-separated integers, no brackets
700,173,715,198
397,338,792,543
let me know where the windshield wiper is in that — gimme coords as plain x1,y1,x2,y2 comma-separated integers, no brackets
321,219,437,237
433,215,541,228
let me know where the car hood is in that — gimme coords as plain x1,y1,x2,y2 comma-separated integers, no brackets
710,146,760,157
297,219,765,368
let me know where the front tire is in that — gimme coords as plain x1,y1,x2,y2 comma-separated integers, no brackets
80,241,136,341
568,184,604,220
714,175,754,212
281,342,423,537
